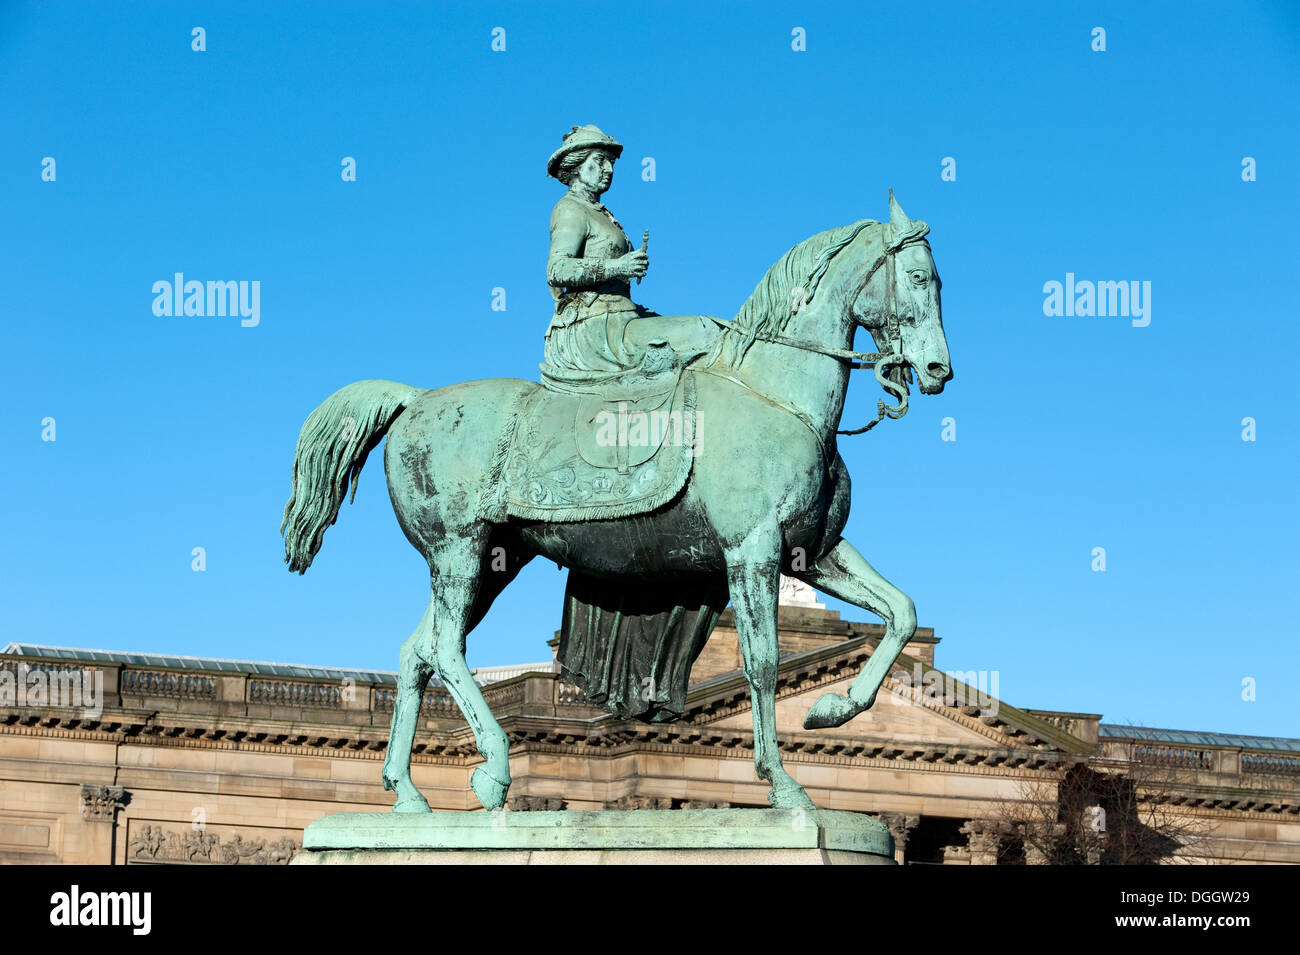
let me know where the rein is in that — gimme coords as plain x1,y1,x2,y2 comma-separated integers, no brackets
712,230,923,435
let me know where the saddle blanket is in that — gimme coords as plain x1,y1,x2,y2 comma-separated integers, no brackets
485,371,699,523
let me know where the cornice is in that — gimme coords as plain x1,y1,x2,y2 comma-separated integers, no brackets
4,715,1295,815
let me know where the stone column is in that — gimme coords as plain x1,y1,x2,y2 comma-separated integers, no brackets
79,783,126,822
942,844,971,865
80,784,128,865
1020,821,1065,865
960,818,1005,866
878,812,920,864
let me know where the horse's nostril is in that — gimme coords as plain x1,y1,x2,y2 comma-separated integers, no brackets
927,362,948,377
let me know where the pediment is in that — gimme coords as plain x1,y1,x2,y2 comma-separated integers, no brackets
704,672,1014,749
682,637,1091,757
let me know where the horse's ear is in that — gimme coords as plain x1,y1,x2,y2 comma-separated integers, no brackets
889,189,911,230
888,189,930,244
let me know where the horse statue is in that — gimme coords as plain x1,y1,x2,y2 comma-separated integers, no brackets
281,191,953,812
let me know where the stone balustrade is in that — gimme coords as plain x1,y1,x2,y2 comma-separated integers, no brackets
0,650,590,729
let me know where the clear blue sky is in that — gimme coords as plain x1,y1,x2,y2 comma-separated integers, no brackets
3,2,1296,739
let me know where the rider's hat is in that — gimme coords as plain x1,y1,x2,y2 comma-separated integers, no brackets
547,125,623,179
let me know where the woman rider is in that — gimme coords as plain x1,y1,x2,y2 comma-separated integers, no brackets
541,124,718,392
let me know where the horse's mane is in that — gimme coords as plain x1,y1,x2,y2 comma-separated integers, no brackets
724,218,878,367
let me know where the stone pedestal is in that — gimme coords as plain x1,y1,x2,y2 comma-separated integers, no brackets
291,808,895,865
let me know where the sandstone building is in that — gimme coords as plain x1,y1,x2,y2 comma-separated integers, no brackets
2,587,1296,865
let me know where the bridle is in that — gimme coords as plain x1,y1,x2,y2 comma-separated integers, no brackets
718,226,927,435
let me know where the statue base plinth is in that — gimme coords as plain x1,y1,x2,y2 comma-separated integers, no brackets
291,808,895,865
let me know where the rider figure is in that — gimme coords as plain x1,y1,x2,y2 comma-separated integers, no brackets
541,124,717,392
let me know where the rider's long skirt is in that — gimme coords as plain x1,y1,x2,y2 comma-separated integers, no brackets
540,305,650,392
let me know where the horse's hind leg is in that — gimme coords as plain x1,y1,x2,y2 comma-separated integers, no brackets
432,580,514,811
798,537,917,730
382,534,522,812
382,601,438,812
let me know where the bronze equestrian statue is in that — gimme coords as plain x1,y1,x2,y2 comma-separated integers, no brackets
282,124,954,813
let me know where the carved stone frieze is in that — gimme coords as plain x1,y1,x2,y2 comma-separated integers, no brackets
603,795,731,810
507,795,566,811
606,794,674,810
127,821,298,865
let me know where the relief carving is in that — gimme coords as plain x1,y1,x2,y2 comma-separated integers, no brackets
127,821,298,864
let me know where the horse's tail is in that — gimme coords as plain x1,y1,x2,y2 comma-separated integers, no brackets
281,379,422,574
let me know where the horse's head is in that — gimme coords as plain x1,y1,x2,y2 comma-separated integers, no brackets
723,202,954,434
854,192,953,396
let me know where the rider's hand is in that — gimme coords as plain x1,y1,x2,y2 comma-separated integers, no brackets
614,250,648,281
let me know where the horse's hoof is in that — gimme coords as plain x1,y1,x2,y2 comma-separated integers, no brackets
392,792,431,814
471,765,510,810
803,692,862,730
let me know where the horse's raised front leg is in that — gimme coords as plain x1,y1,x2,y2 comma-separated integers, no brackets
725,538,815,810
798,537,918,730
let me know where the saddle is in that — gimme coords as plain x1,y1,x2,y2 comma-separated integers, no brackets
483,364,699,523
573,372,688,474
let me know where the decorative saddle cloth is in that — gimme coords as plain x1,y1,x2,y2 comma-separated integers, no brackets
484,370,699,523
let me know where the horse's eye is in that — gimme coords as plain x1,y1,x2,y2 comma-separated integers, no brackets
910,271,927,284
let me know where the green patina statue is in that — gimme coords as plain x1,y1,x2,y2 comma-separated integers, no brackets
282,124,954,814
541,124,721,391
